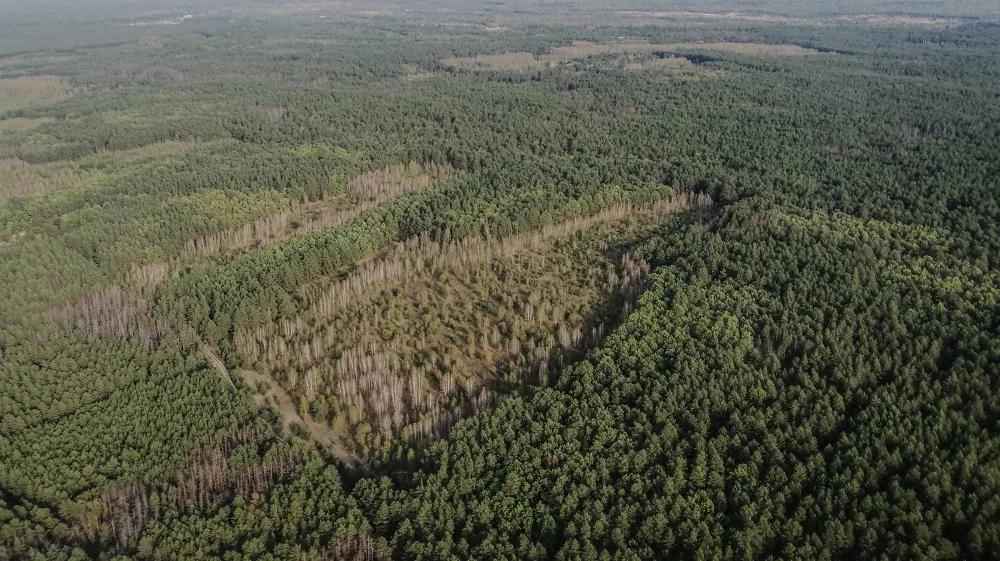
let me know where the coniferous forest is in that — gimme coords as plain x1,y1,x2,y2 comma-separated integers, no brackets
1,1,999,560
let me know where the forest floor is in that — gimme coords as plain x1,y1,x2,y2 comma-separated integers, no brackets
238,368,359,465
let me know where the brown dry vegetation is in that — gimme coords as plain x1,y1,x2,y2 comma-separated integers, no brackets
48,173,709,461
0,142,199,202
442,51,542,71
49,162,453,341
0,76,70,112
0,158,86,201
87,140,199,165
400,64,435,82
624,55,696,73
0,117,52,131
443,39,824,71
545,40,661,60
235,193,711,456
183,161,450,258
443,41,675,71
617,10,804,24
0,54,76,70
831,14,964,28
239,368,358,464
616,10,963,29
48,285,167,348
669,42,823,57
76,426,301,549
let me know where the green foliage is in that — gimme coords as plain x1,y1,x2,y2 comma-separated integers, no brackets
353,203,999,560
1,4,999,561
138,460,378,561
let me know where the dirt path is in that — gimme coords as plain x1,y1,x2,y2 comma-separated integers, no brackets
237,369,358,465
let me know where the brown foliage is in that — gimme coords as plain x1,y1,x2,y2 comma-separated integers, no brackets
184,161,450,258
0,76,69,111
92,426,299,548
667,41,824,56
46,162,452,343
443,39,827,72
0,158,85,202
98,482,149,550
444,41,694,71
236,192,711,455
47,286,166,348
322,535,387,561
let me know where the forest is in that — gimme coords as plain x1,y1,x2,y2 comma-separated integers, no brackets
1,1,999,560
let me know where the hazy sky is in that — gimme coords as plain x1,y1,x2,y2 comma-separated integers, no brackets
1,0,996,29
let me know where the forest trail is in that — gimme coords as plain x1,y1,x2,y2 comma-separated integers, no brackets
237,368,358,465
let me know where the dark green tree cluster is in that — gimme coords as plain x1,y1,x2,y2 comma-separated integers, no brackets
345,202,999,561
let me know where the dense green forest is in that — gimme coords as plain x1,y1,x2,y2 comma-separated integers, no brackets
1,1,999,560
